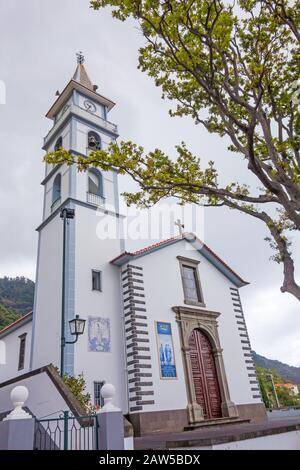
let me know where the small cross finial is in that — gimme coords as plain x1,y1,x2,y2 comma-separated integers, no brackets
175,219,185,236
76,51,85,65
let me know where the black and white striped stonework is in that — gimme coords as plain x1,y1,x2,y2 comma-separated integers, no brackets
230,287,261,400
122,264,155,413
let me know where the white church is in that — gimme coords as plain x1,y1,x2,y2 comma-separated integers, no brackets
0,56,266,436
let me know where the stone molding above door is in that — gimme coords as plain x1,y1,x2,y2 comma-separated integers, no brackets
172,306,238,424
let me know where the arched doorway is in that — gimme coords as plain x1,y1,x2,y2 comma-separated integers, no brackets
189,329,222,419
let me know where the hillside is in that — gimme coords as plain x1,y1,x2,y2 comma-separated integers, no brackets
0,277,34,316
0,277,34,329
0,303,21,330
253,351,300,384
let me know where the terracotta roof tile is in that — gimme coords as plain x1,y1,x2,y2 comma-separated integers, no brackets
0,311,33,335
110,233,248,287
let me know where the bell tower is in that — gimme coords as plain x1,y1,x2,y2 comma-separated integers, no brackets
41,52,119,219
30,55,126,409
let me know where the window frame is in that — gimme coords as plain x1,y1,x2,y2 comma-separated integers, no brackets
52,173,62,204
92,269,102,292
54,136,63,152
94,380,105,408
87,131,101,150
177,256,205,307
87,168,104,198
18,333,27,371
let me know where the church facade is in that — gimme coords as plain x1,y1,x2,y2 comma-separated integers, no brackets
0,57,266,435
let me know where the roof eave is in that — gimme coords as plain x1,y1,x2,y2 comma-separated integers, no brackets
110,253,133,266
46,80,116,119
0,311,33,339
184,233,249,288
110,238,182,266
111,233,249,288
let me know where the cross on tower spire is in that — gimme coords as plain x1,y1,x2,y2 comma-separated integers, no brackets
72,53,94,91
76,51,85,65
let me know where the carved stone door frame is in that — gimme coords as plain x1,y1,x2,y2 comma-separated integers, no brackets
172,306,238,424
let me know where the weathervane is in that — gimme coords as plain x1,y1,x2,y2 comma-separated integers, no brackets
76,51,85,65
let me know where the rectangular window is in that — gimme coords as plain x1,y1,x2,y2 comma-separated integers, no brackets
182,266,201,302
94,381,105,408
178,256,205,307
18,333,27,371
92,270,102,291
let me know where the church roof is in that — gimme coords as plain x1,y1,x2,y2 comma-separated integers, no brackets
110,233,249,288
0,311,33,339
46,55,116,119
72,63,94,91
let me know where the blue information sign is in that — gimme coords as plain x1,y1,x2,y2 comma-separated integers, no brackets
156,322,177,378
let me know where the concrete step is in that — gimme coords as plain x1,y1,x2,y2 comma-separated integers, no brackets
184,417,251,431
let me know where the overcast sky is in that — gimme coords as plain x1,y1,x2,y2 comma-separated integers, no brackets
0,0,299,366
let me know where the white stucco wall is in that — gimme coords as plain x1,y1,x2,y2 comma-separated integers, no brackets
31,214,63,371
77,92,105,119
0,371,74,419
44,164,70,219
75,120,113,155
126,239,259,414
74,119,117,211
44,120,71,177
0,320,32,383
73,204,127,412
55,96,72,124
31,84,123,406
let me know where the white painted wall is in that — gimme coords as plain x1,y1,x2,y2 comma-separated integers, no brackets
75,120,113,155
128,239,258,413
0,372,74,419
74,119,117,211
0,321,32,383
44,121,71,177
31,83,124,408
77,92,105,119
74,164,117,211
73,203,127,412
44,164,70,219
55,96,73,124
31,214,63,370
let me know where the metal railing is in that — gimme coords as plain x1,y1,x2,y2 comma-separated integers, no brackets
86,192,105,207
44,105,71,144
76,104,118,134
34,411,99,450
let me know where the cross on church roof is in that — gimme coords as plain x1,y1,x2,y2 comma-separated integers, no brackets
76,51,85,65
175,219,185,236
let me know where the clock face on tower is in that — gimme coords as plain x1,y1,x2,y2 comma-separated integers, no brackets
84,99,97,114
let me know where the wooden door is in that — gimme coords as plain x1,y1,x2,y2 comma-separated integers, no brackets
189,329,222,419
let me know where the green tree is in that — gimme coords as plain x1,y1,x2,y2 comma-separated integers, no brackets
256,367,272,408
47,0,300,300
0,277,34,316
256,365,300,407
62,373,94,413
0,303,20,330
